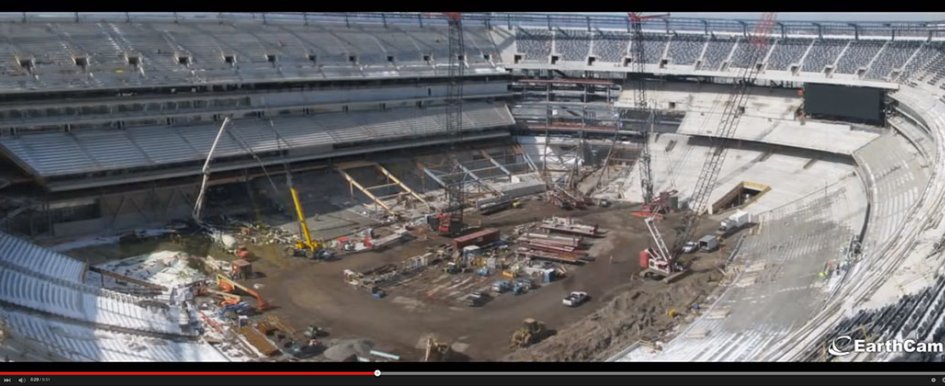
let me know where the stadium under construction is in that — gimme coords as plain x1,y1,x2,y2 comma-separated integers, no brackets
0,12,944,363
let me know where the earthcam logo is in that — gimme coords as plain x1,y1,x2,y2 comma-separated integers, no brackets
828,335,945,356
827,335,854,356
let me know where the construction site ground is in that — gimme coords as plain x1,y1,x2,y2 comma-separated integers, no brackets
265,199,728,360
60,197,729,362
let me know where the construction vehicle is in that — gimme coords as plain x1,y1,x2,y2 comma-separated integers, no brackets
433,207,464,236
492,280,512,293
216,274,270,311
229,258,253,280
562,291,589,307
510,318,548,348
206,288,242,306
303,324,327,338
638,216,685,281
465,291,490,307
512,279,532,295
443,261,463,275
477,196,517,215
218,302,255,320
424,336,454,362
286,173,330,259
717,210,751,238
698,234,719,252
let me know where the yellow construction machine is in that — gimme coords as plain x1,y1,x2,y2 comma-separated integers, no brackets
510,318,548,348
424,336,453,362
286,173,330,259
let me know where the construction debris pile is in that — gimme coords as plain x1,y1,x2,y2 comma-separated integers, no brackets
91,251,206,289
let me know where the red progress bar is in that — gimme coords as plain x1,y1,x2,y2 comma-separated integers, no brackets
0,372,375,376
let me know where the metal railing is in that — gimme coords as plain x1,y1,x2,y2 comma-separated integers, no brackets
1,12,942,37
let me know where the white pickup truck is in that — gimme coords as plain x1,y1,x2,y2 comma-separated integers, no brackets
562,291,589,307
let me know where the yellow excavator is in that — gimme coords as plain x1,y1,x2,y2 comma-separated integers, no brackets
287,173,331,259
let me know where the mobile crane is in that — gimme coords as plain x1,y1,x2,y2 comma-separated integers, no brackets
286,172,331,259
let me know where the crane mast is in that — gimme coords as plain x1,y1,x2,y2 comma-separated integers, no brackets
628,12,667,205
440,12,466,236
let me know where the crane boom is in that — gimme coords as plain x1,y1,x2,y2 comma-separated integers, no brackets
644,216,672,262
192,117,231,224
216,274,269,311
287,173,319,252
676,12,777,251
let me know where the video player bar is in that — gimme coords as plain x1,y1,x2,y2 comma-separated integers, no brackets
0,372,942,386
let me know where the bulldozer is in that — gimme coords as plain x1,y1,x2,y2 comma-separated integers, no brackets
510,318,547,348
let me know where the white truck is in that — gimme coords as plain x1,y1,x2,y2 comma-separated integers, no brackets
562,291,589,307
718,210,751,237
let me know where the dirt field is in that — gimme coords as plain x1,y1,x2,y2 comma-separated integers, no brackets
62,196,729,362
229,199,725,361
